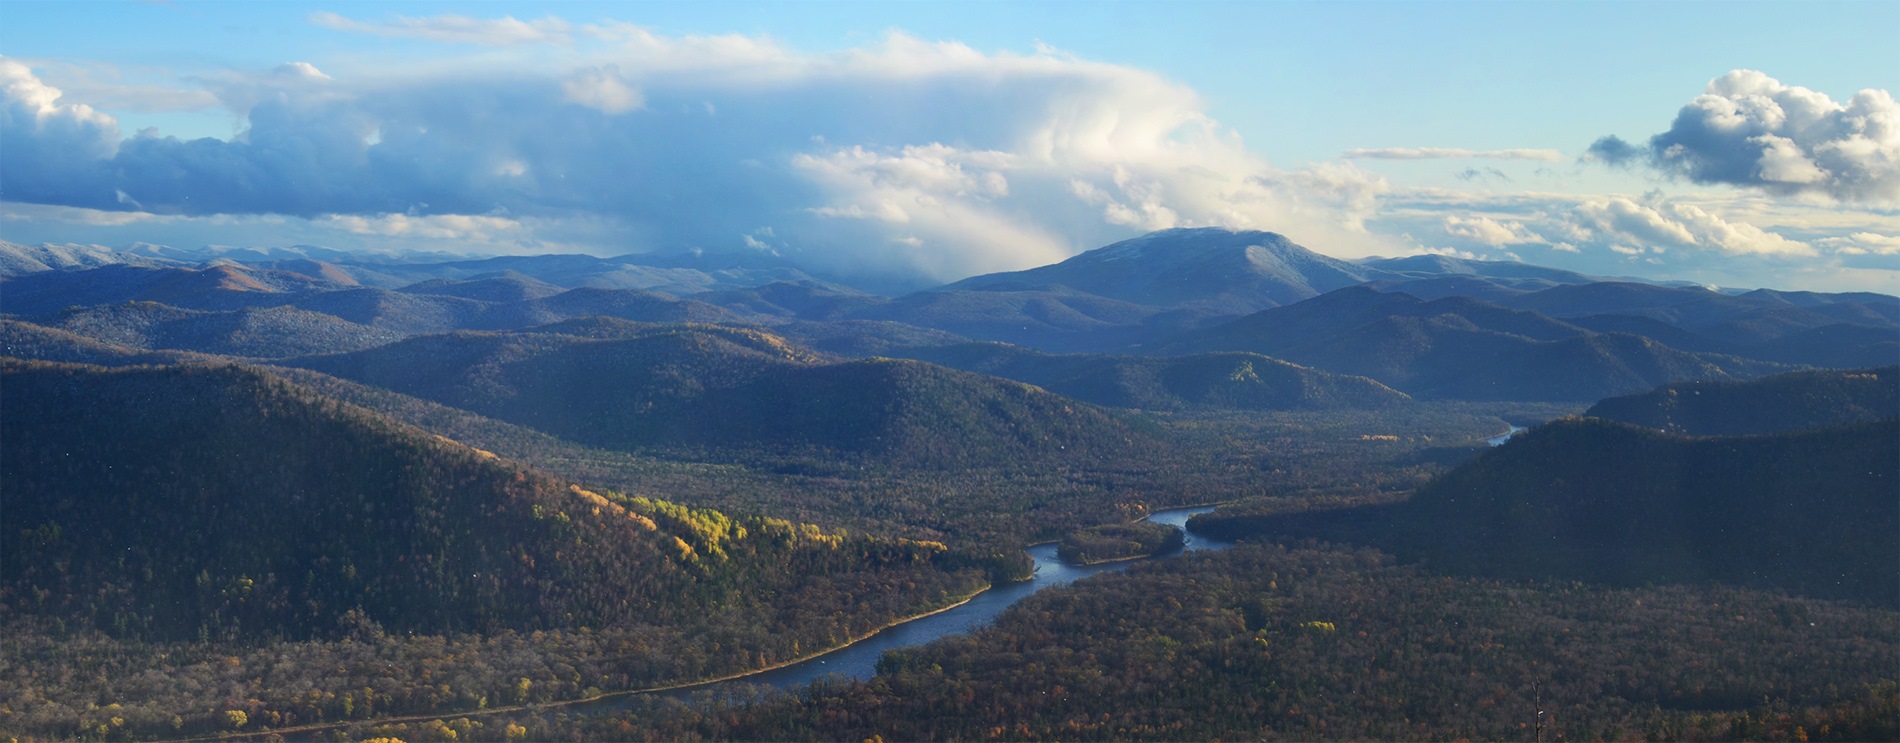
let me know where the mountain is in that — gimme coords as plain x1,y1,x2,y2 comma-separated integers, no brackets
1205,417,1899,605
843,286,1222,352
0,359,977,643
772,319,974,357
0,263,345,315
690,279,886,319
942,227,1394,313
0,241,181,277
1358,254,1606,300
896,342,1411,411
1498,282,1898,343
1586,366,1899,436
1733,322,1900,369
46,301,402,358
290,325,1155,468
282,286,493,335
504,286,748,327
1148,287,1783,401
397,271,566,303
365,251,823,295
0,318,203,366
1361,254,1604,284
1493,282,1899,369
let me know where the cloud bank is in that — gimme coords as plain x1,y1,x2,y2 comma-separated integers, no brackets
1587,70,1900,206
1344,147,1564,161
0,23,1394,283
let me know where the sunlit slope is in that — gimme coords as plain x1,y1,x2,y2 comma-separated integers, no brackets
898,342,1411,411
0,359,971,641
45,301,402,358
944,227,1391,312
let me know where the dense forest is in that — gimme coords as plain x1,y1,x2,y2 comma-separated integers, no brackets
464,544,1900,741
1055,522,1184,565
1194,417,1900,606
288,323,1160,470
1585,365,1898,435
3,229,1896,742
0,360,987,740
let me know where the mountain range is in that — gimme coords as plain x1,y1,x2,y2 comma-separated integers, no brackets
286,321,1159,468
4,227,1895,741
9,228,1891,405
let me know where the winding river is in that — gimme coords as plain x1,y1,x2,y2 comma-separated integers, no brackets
645,506,1233,701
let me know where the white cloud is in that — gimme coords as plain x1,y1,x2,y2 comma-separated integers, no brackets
1818,232,1900,256
310,11,573,46
1574,196,1813,257
1574,198,1699,248
1442,214,1541,246
1343,147,1565,161
9,60,220,114
562,66,643,113
323,213,523,240
1601,70,1900,206
0,31,1405,283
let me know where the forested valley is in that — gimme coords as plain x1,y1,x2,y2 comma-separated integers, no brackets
2,233,1895,742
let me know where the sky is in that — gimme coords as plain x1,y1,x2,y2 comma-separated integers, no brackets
1,1,1896,293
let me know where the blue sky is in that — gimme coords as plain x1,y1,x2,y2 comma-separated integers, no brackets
2,1,1896,292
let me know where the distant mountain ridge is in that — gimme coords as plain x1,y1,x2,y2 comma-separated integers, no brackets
289,323,1158,468
1146,286,1788,401
943,227,1394,313
8,229,1893,380
1587,366,1900,436
896,342,1412,411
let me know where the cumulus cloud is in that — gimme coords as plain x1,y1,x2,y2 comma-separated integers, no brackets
1442,215,1541,246
0,56,123,208
1581,135,1642,166
1589,70,1900,205
1371,187,1876,289
1572,196,1813,257
562,66,643,113
0,30,1393,282
1817,232,1900,256
1343,147,1564,161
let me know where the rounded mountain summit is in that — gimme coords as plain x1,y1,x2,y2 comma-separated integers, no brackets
944,228,1389,313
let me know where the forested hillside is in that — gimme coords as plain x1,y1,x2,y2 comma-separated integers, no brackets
2,225,1893,743
0,359,997,739
0,359,980,642
1586,366,1899,435
1197,417,1900,605
291,324,1160,469
896,343,1411,411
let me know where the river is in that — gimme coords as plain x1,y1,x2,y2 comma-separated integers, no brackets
1485,424,1527,446
637,505,1233,702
